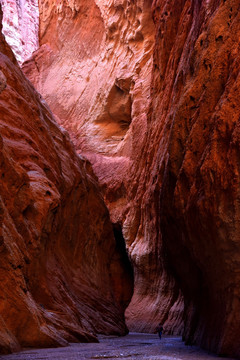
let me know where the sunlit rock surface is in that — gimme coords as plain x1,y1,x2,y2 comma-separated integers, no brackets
21,0,240,358
1,0,39,63
23,0,154,156
0,4,133,354
22,0,184,337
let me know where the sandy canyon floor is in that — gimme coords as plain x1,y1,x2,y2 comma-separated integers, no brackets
0,333,236,360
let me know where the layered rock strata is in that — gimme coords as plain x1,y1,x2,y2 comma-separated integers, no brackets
23,0,155,156
22,0,184,336
0,5,133,354
1,0,39,64
21,0,240,358
150,0,240,357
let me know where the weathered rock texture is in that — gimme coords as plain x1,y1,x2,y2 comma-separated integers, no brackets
0,4,133,354
151,0,240,357
23,0,154,156
1,0,39,64
21,0,240,358
22,0,184,337
123,0,240,357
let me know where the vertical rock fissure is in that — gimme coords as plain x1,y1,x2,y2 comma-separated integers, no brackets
20,0,185,340
112,223,134,314
2,0,240,357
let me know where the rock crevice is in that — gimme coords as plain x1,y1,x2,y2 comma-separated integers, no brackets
2,0,240,358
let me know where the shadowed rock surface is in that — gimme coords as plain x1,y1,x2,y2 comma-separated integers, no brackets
2,0,240,358
149,0,240,357
0,4,133,354
22,0,184,337
22,0,240,357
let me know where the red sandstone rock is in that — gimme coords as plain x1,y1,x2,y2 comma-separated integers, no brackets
148,0,240,357
23,0,154,156
21,0,240,358
1,0,39,64
0,4,132,354
22,0,185,340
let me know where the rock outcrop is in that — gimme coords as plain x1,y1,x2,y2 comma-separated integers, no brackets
1,0,39,64
19,0,240,358
22,0,184,337
150,0,240,357
0,4,133,354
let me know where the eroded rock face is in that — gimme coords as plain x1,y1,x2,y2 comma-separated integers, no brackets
1,0,39,63
147,0,240,357
22,0,184,336
22,0,185,338
23,0,154,156
21,0,240,357
0,4,133,354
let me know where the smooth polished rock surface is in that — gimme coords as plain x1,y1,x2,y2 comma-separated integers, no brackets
20,0,240,357
22,0,184,337
0,3,132,354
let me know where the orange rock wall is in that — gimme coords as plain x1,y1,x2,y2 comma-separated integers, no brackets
20,0,240,357
22,0,184,337
0,4,133,354
148,0,240,356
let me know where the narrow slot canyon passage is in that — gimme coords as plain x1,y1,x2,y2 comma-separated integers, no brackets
1,0,240,359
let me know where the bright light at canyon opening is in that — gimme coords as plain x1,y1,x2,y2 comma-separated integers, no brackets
1,0,39,64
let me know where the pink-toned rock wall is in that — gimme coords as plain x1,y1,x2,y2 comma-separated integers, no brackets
21,0,240,357
22,0,184,336
1,0,39,63
24,0,154,156
0,3,133,354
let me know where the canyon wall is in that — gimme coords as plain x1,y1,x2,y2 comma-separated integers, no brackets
151,0,240,356
20,0,240,358
0,4,133,354
23,0,154,157
22,0,184,336
1,0,39,63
